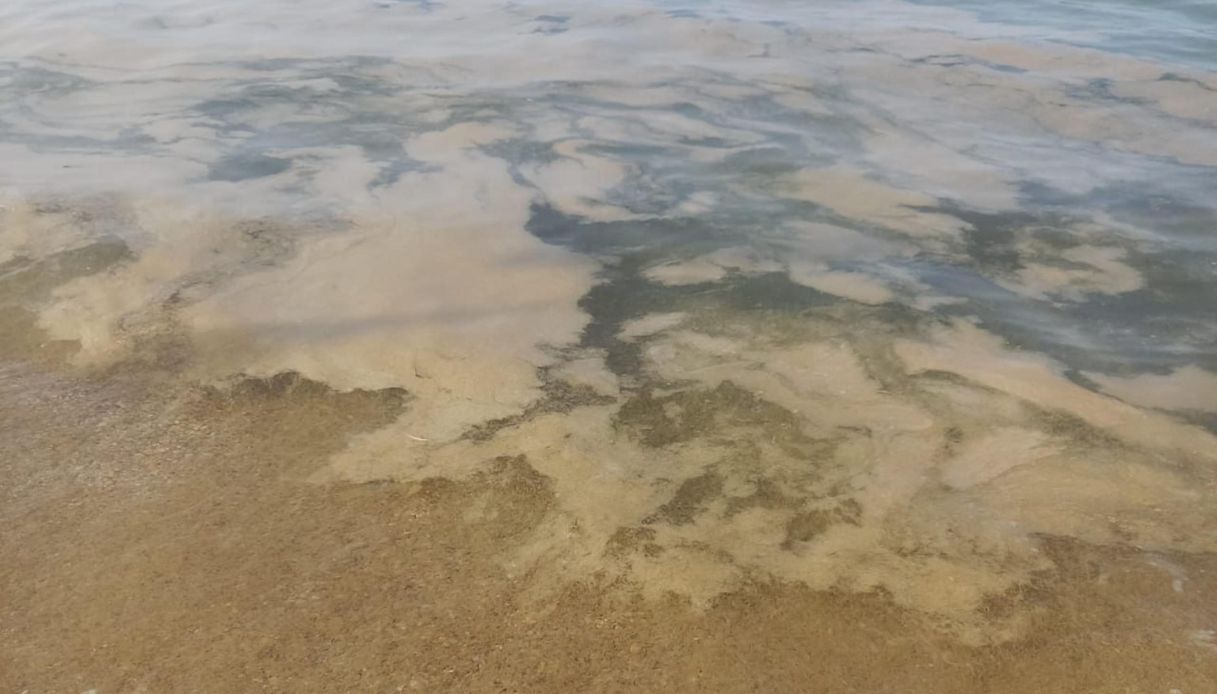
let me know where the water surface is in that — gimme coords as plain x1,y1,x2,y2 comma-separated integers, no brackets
2,0,1217,689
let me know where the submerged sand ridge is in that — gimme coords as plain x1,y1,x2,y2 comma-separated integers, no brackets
315,300,1217,643
7,189,1215,647
3,0,1217,688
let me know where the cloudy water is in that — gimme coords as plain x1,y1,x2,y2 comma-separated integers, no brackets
2,0,1217,690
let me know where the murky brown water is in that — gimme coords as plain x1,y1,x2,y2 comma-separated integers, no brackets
2,0,1216,691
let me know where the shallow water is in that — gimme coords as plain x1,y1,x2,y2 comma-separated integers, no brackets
2,0,1216,689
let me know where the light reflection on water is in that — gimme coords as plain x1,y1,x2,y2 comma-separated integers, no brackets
911,0,1217,69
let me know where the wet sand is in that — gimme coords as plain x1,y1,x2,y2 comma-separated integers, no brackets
2,361,1216,693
